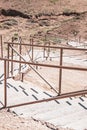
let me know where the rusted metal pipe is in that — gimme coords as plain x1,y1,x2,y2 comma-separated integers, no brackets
7,44,10,77
4,60,7,108
31,38,34,61
0,35,3,58
59,48,63,95
21,73,24,82
11,38,14,76
4,42,87,51
19,37,22,73
0,57,87,71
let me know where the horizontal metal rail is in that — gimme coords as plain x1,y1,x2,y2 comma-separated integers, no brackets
7,89,87,108
0,58,87,71
2,41,87,109
4,42,87,51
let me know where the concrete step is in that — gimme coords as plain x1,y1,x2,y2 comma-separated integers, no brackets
6,78,56,107
11,100,60,117
65,116,87,130
48,110,87,127
32,97,87,121
11,97,83,118
33,102,83,121
1,77,87,130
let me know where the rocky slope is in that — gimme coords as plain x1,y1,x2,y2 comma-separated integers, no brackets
0,0,87,42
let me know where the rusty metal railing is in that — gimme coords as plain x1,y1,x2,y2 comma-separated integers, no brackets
0,40,87,108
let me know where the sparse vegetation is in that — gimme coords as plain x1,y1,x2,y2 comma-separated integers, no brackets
50,0,59,4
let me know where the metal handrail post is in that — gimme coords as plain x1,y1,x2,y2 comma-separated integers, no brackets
59,48,63,95
4,60,7,108
0,35,3,58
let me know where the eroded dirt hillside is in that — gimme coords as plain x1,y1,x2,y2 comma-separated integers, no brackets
0,0,87,42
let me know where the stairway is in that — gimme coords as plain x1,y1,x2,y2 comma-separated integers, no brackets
6,78,87,130
0,61,87,130
10,95,87,130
